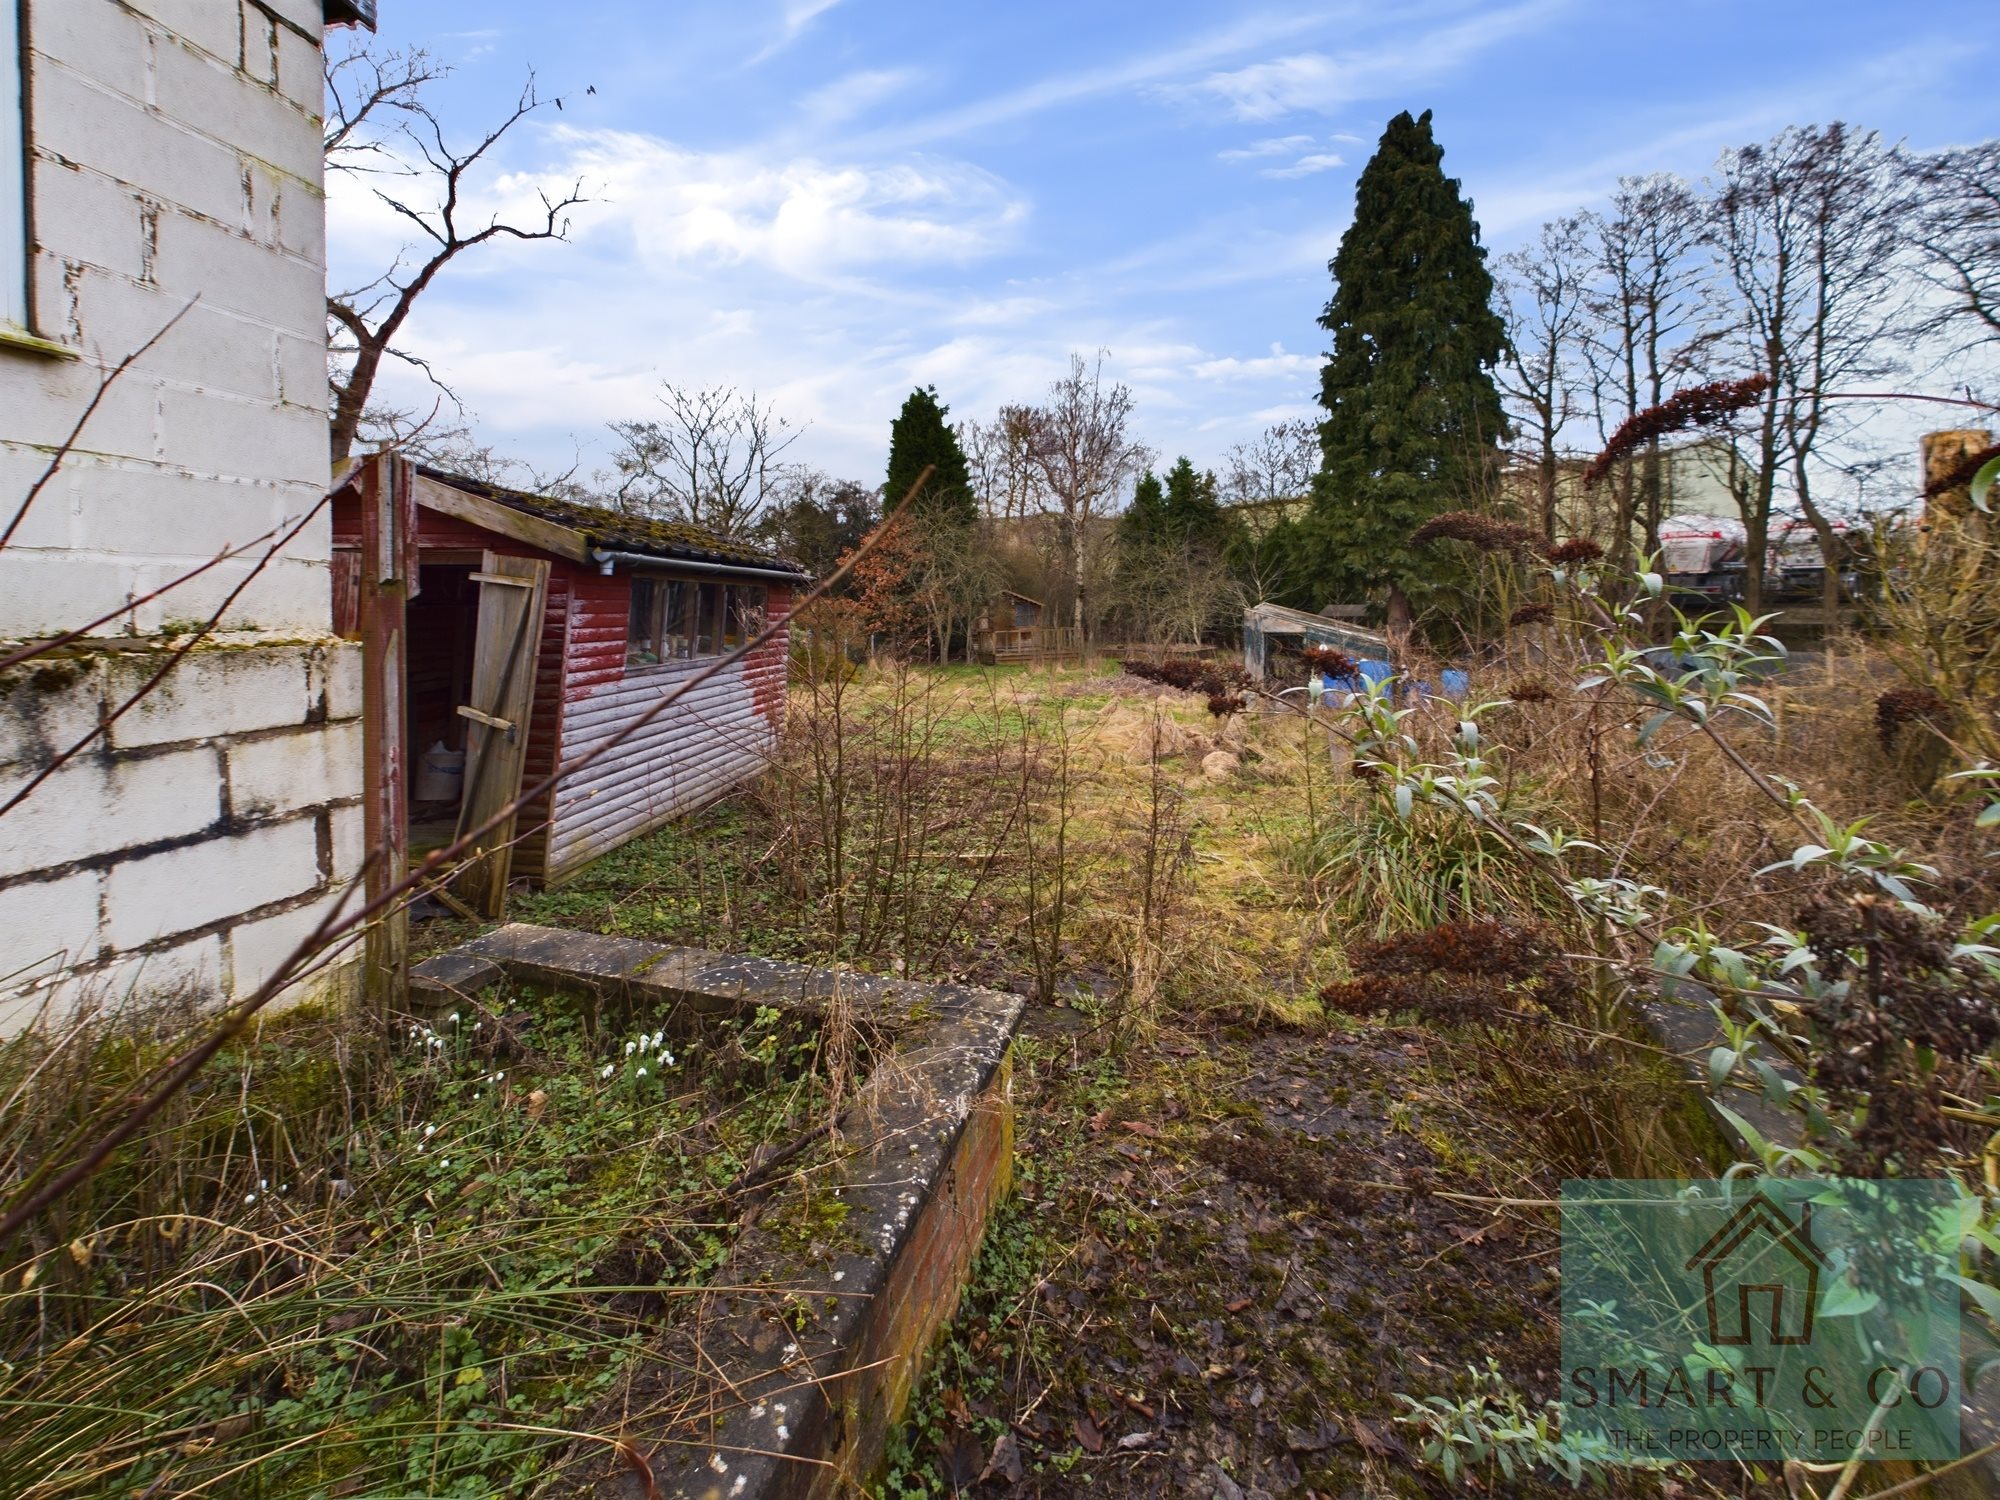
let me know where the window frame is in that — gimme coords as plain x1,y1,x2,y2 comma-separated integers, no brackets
624,571,769,674
2,0,29,335
0,0,63,357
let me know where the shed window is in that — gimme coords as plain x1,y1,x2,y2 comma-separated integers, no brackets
724,584,767,649
626,576,765,668
1,0,27,332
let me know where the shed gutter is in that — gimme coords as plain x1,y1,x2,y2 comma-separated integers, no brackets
591,548,809,583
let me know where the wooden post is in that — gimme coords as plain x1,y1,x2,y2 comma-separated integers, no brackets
356,453,417,1013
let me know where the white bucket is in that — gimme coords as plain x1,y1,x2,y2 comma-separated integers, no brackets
414,742,465,802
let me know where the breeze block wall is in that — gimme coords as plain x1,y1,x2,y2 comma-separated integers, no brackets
0,1,361,1029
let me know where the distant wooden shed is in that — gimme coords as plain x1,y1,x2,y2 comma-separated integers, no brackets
1241,602,1388,681
332,466,804,903
973,590,1080,663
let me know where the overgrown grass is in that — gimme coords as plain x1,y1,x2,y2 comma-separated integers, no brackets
0,987,848,1497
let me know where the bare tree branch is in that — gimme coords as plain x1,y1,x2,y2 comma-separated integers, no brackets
324,43,588,462
606,385,803,537
1019,352,1148,646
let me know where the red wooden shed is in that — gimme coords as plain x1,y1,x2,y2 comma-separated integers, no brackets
332,464,802,911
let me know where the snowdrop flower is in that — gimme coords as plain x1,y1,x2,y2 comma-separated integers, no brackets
243,1193,257,1205
624,1041,637,1056
441,1158,451,1168
651,1030,665,1050
662,1051,677,1067
447,1013,460,1026
423,1124,437,1138
636,1067,648,1079
600,1063,616,1080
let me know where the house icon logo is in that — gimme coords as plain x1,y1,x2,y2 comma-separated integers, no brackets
1685,1195,1829,1346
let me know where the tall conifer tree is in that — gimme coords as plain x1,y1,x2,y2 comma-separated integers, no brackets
885,386,975,525
1161,457,1228,548
1299,109,1507,626
1122,469,1169,545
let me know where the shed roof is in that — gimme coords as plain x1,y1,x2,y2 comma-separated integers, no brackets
417,466,805,576
1244,602,1389,654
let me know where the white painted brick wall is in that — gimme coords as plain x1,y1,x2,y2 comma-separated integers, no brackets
329,799,363,881
1,0,332,640
230,719,362,818
29,1,157,108
30,67,251,233
0,5,373,1024
0,868,106,989
90,932,225,1012
315,640,363,721
0,657,108,772
111,646,315,750
105,814,321,949
153,37,320,185
0,743,225,880
56,463,287,561
154,386,327,484
231,887,350,997
124,0,246,67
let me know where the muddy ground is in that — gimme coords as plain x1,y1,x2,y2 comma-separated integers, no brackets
887,1008,1740,1500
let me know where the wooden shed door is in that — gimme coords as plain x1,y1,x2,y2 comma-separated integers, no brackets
451,552,550,918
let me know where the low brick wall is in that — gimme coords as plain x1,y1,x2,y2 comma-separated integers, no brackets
0,637,364,1030
411,924,1024,1499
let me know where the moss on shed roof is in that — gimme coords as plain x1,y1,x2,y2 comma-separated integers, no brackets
419,466,804,573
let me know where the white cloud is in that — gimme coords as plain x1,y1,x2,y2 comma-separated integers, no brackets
1190,343,1318,380
799,69,921,128
524,128,1028,279
1262,152,1344,180
1218,134,1314,162
748,0,847,65
785,0,843,26
1188,1,1569,121
1201,53,1343,123
856,10,1333,150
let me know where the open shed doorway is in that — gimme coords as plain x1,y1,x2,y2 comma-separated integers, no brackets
402,550,550,918
406,559,480,861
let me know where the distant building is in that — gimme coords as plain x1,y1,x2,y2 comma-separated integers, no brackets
1502,436,1764,541
1222,494,1311,537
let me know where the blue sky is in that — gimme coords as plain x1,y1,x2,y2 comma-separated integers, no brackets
328,1,2000,491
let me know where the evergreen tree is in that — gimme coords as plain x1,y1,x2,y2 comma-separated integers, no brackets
1162,457,1229,548
1121,469,1169,545
885,386,975,525
1298,109,1507,627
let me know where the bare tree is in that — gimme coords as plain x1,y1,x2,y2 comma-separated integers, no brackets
1496,213,1594,542
1906,141,2000,362
606,384,802,537
324,41,586,462
1221,418,1319,505
753,469,880,576
909,511,1004,662
1708,124,1915,612
959,406,1041,520
1020,353,1148,646
1583,176,1712,561
1114,537,1233,646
